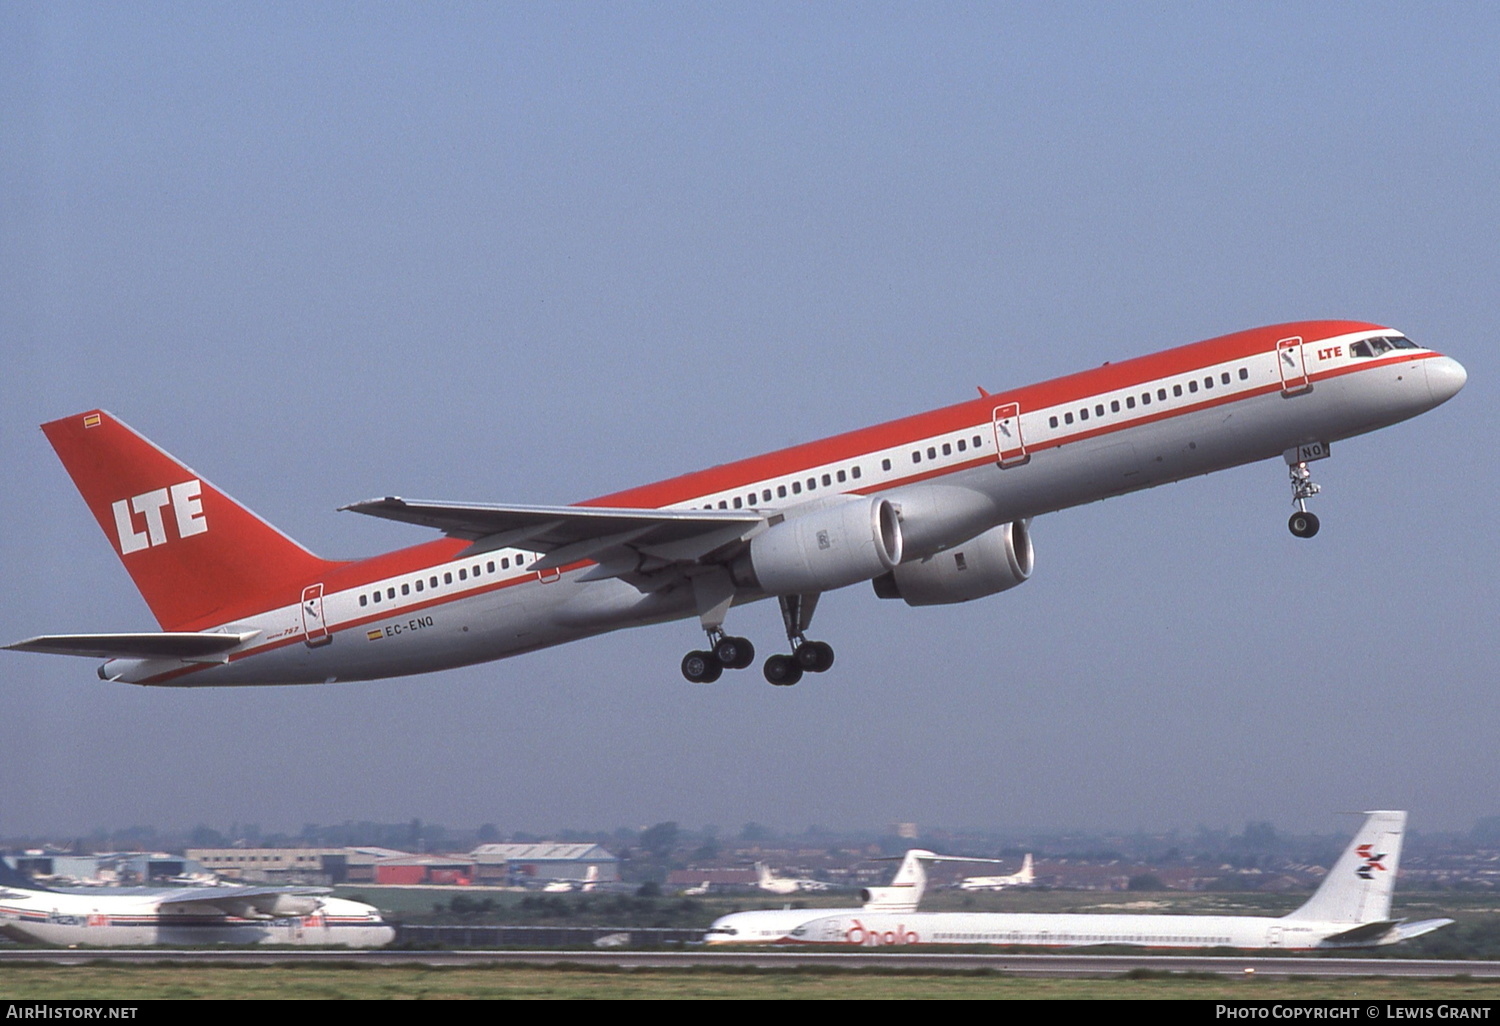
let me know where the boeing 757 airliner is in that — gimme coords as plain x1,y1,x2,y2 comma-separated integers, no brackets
6,321,1465,686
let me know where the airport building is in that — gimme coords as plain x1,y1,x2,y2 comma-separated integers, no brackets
469,843,619,885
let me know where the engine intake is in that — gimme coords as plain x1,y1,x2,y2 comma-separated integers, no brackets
738,497,903,595
872,520,1033,606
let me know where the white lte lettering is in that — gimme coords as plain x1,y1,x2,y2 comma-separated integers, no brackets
111,480,208,554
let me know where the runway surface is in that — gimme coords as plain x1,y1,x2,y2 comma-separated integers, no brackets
2,949,1497,978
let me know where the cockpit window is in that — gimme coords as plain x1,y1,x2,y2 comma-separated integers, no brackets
1351,340,1373,358
1389,335,1419,349
1369,337,1393,355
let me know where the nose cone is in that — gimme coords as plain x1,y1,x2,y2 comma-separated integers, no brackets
1425,355,1467,406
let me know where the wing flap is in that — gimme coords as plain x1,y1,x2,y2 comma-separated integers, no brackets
5,631,260,661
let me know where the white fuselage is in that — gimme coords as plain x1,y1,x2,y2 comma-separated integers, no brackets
99,327,1465,686
0,887,395,948
783,910,1388,950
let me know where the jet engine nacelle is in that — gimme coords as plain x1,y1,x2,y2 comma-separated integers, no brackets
872,520,1033,606
738,497,903,595
217,893,325,920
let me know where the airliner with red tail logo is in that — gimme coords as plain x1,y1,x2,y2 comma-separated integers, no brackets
6,321,1465,687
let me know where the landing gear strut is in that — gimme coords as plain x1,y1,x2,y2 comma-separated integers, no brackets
763,593,834,686
1287,459,1322,539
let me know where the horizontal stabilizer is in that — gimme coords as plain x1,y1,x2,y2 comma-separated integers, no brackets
5,631,259,661
1389,918,1456,943
1320,919,1401,946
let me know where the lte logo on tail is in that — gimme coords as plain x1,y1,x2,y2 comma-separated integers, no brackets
1355,843,1388,880
112,480,208,554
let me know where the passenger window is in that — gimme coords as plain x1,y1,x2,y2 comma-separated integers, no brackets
1095,404,1104,416
792,481,802,494
372,591,381,603
1239,367,1249,380
473,564,481,576
430,576,439,587
777,484,787,498
733,496,743,509
881,458,891,471
957,438,966,452
444,573,453,584
836,470,846,483
1203,377,1212,389
851,466,862,478
1079,408,1089,421
1141,393,1151,405
360,595,368,607
763,489,772,501
402,583,410,595
717,500,727,508
458,569,467,581
486,561,495,573
1110,400,1120,412
386,587,395,599
1049,416,1059,428
807,477,816,490
415,580,424,592
1065,412,1074,424
1126,396,1135,409
821,474,831,486
926,447,936,460
1188,380,1198,393
1158,388,1167,400
912,451,921,463
1173,384,1183,397
941,443,951,457
1221,372,1230,384
972,435,982,447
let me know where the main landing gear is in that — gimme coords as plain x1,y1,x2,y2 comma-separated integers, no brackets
678,592,835,687
681,630,755,684
1287,457,1322,539
762,594,835,687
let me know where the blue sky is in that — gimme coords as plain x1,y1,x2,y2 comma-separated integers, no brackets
3,3,1496,838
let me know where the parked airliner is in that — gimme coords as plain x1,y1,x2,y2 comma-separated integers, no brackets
705,849,1007,944
0,860,394,947
6,321,1464,685
958,853,1034,891
718,812,1453,951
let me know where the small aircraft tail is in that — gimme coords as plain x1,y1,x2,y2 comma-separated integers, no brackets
40,411,342,631
1018,852,1035,884
1285,811,1405,924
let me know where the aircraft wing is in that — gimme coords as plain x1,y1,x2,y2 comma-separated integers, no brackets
341,497,766,574
4,631,261,661
150,885,331,919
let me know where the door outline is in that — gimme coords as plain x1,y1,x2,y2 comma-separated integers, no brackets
301,583,331,647
1277,336,1311,395
992,403,1029,468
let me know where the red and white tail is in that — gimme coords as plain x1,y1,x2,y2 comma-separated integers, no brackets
42,411,342,631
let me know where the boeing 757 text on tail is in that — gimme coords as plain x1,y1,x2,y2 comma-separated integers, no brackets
6,321,1465,686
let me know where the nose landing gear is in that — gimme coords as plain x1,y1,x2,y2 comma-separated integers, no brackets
1285,445,1327,539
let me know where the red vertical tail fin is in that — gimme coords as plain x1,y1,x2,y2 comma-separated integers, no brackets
41,411,344,631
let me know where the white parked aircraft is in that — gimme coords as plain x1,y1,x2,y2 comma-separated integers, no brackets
782,812,1452,950
705,849,1006,944
754,862,834,895
542,865,601,893
959,853,1034,891
0,860,395,947
6,322,1464,686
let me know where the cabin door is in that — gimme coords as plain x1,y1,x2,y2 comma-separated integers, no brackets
301,583,331,647
992,403,1029,467
1277,337,1311,395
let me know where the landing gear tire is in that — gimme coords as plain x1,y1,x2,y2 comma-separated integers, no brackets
763,654,804,687
714,635,755,670
795,640,835,673
682,650,724,683
1288,511,1320,539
